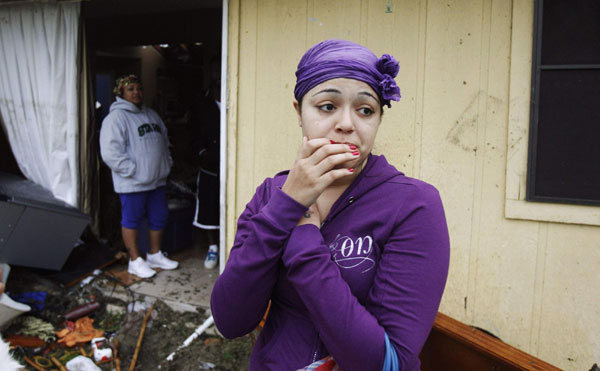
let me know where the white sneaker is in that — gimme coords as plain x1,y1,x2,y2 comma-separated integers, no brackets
128,257,156,278
146,251,179,270
204,245,218,269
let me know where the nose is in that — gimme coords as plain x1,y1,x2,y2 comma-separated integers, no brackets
335,107,354,134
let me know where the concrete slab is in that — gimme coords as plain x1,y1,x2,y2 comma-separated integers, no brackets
100,245,218,314
128,256,217,311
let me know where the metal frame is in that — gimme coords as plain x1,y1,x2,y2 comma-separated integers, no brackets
218,0,228,274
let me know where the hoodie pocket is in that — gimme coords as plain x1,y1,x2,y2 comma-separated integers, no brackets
131,133,171,185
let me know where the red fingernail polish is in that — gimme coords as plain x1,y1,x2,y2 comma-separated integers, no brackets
349,168,354,173
352,151,359,156
330,140,336,144
348,145,357,150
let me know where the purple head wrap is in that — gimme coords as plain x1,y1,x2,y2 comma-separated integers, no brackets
294,39,401,108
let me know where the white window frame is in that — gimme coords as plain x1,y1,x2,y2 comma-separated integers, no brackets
504,1,600,226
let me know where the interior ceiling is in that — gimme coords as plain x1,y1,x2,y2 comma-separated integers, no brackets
83,0,221,18
83,0,222,47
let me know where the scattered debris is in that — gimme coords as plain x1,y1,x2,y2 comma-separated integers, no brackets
9,292,46,312
50,355,68,370
3,334,45,348
2,260,253,370
166,315,214,361
112,338,121,371
90,337,112,363
128,302,154,371
15,316,56,342
126,301,151,313
64,302,100,321
199,361,216,369
65,355,101,371
0,291,31,328
56,317,104,347
204,337,222,346
23,356,45,371
78,270,103,289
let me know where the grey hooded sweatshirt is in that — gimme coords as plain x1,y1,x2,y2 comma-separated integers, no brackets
100,97,172,193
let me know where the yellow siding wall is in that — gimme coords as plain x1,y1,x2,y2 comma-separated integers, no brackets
225,1,600,370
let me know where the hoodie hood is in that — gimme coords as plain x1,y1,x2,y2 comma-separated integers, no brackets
110,96,143,113
346,154,404,199
322,154,403,223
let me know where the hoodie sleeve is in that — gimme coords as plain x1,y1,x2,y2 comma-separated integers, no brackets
99,113,136,177
281,184,450,371
211,181,307,339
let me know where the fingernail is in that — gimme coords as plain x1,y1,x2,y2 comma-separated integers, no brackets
330,140,337,144
348,168,354,173
348,144,357,150
352,151,359,156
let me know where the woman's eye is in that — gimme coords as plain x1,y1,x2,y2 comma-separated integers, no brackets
319,103,335,112
358,107,374,115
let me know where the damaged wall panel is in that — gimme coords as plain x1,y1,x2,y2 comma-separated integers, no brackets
0,172,89,270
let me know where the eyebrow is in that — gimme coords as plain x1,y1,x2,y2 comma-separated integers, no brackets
359,91,379,104
312,89,379,102
311,88,341,97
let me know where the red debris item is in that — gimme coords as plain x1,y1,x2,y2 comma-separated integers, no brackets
64,301,100,321
5,334,45,348
91,337,113,363
56,317,104,347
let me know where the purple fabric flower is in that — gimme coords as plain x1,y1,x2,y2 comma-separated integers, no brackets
376,54,400,78
379,75,401,102
294,39,401,108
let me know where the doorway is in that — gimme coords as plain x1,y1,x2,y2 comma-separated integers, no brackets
83,0,224,267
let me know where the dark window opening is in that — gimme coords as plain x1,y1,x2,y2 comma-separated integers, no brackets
527,0,600,206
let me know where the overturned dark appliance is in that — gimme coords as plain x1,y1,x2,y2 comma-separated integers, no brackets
0,172,89,270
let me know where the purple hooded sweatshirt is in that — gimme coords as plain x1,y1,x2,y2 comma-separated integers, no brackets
211,154,450,370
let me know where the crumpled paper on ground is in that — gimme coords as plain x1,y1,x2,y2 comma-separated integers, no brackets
56,317,103,347
65,355,101,371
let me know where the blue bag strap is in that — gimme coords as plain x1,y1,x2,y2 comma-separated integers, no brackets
382,332,399,371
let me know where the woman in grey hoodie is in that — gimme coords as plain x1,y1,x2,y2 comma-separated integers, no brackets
100,75,179,278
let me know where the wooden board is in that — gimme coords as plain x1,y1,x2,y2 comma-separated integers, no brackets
420,312,563,371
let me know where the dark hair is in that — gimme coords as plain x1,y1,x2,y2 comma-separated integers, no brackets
113,74,142,97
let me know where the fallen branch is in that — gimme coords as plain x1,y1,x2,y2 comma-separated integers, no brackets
114,338,121,371
23,356,45,371
50,356,68,371
128,302,154,371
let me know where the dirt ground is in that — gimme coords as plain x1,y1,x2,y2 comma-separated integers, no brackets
2,268,254,370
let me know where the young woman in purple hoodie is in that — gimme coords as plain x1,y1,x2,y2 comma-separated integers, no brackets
211,39,450,371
